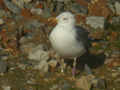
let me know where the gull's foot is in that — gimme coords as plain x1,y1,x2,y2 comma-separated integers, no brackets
84,64,92,75
72,58,77,77
72,66,76,77
60,58,66,73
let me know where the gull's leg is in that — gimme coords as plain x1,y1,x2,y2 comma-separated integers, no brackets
84,64,92,75
60,58,65,72
72,57,77,77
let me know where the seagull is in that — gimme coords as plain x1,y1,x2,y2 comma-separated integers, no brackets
48,12,90,76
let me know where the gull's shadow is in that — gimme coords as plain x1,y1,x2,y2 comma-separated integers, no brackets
64,52,105,70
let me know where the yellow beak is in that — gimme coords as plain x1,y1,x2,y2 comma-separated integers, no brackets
48,17,58,26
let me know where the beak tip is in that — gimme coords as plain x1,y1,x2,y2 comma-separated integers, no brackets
47,17,57,26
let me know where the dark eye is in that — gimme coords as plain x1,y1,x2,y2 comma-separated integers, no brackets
63,18,68,20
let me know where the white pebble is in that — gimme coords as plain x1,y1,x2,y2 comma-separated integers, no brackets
31,8,43,15
2,86,11,90
0,19,4,25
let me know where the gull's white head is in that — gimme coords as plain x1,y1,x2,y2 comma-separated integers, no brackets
56,12,76,26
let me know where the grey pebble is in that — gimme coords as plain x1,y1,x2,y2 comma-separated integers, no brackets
84,64,92,75
61,81,72,90
111,16,120,24
0,19,4,25
3,0,21,14
71,3,88,14
86,16,105,29
28,44,49,61
0,9,6,18
91,78,106,89
0,60,7,73
11,0,24,8
30,8,43,15
28,44,50,72
24,20,44,30
2,86,11,90
115,1,120,15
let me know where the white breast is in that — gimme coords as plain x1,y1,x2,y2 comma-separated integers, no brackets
49,25,86,58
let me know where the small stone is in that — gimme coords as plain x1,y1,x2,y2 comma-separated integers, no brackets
42,7,51,18
28,44,49,61
75,75,92,90
107,2,115,14
1,56,8,60
55,0,64,2
84,64,92,75
71,3,88,14
111,16,120,24
26,78,36,84
24,20,44,30
12,0,24,8
86,16,105,29
2,86,11,90
19,31,33,43
115,2,120,15
28,44,49,72
20,43,36,54
0,19,4,25
3,0,21,14
17,64,26,70
91,78,106,89
112,72,119,78
62,81,72,90
50,84,59,90
31,8,43,15
23,0,32,4
0,9,6,17
48,59,57,68
0,60,7,73
114,78,120,83
34,60,48,72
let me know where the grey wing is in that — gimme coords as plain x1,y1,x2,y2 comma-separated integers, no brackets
75,26,90,49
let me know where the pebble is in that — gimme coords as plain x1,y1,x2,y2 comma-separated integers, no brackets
71,3,88,14
1,56,8,60
84,64,92,75
48,59,57,68
115,1,120,15
20,36,32,44
53,1,64,14
17,64,26,70
86,16,105,29
2,86,11,90
107,1,115,14
55,0,64,2
75,75,92,90
112,72,119,78
111,16,120,24
24,20,44,30
20,43,36,54
62,82,72,90
12,0,24,8
12,0,31,8
34,60,49,72
0,9,6,18
91,78,106,89
0,60,7,73
30,8,43,15
28,44,49,72
3,0,21,14
0,19,4,25
42,7,51,18
28,44,49,61
50,84,59,90
23,0,32,4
